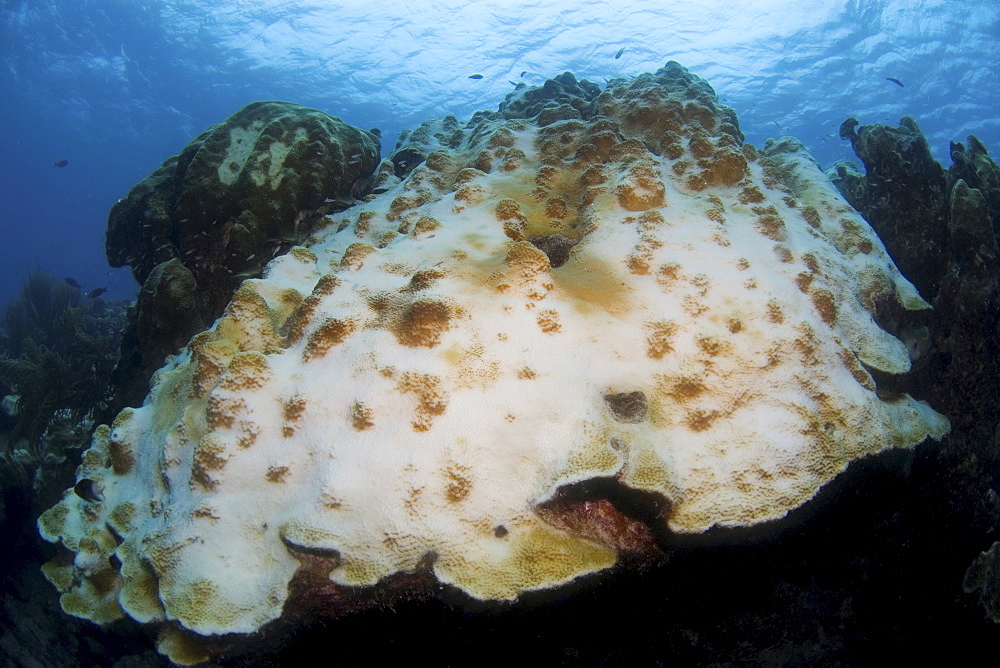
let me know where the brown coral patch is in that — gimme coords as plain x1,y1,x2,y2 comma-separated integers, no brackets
407,268,446,291
339,243,377,272
350,401,374,431
303,318,356,361
394,299,452,348
206,394,245,430
766,300,785,324
412,216,440,237
219,352,271,392
496,199,528,240
397,372,448,432
108,438,135,476
192,434,228,490
616,163,666,212
646,321,677,359
684,409,723,432
444,464,472,503
756,214,787,241
810,289,838,326
387,191,432,222
266,466,290,483
282,396,307,437
536,309,562,333
739,185,765,204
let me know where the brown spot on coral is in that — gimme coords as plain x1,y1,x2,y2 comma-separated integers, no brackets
350,401,374,431
517,367,537,380
766,300,785,324
544,197,568,220
108,438,134,476
646,321,677,359
697,336,726,357
496,199,528,240
656,263,682,291
444,465,472,503
796,272,814,292
266,466,290,483
192,434,228,490
303,318,356,361
664,375,706,401
408,268,445,291
284,276,342,344
685,409,722,432
839,347,876,391
387,191,431,222
397,372,448,432
811,289,837,325
756,214,787,241
206,394,246,430
739,185,765,204
219,352,272,392
355,211,376,237
616,162,666,211
282,396,307,437
394,299,451,347
339,243,376,272
537,309,562,333
412,216,440,237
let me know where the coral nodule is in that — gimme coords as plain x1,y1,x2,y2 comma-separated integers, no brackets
38,62,948,664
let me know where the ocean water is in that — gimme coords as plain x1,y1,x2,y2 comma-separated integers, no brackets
0,0,997,309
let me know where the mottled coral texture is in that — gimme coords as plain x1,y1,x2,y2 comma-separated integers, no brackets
39,62,947,664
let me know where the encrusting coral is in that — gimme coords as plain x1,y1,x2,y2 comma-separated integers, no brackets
39,62,949,664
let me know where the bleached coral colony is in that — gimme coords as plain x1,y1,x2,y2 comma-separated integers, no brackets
38,62,948,663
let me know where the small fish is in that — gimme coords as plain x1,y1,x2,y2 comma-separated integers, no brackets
520,70,527,77
87,287,108,298
468,73,484,79
615,46,625,59
64,277,81,288
53,159,68,168
74,478,104,503
509,80,518,86
886,77,904,87
348,153,362,164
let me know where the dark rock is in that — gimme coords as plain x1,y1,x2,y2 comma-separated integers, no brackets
497,71,602,121
107,100,380,322
831,115,950,300
105,101,379,408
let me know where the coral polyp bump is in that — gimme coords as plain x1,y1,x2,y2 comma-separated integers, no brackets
38,62,948,664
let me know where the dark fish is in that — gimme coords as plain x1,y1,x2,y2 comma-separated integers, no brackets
520,70,527,77
53,159,68,168
64,277,81,288
74,478,104,503
87,287,108,298
351,176,373,200
886,77,904,87
615,46,625,59
468,73,484,79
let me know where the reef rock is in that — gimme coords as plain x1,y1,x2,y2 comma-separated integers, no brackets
40,62,948,664
832,116,950,300
104,101,380,410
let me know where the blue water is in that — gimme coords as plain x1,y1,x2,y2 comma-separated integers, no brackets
1,0,997,311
